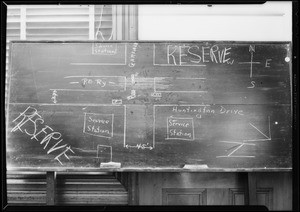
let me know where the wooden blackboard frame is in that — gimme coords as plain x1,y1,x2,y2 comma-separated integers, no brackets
5,40,294,172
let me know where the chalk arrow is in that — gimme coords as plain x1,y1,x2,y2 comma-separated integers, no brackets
249,45,255,53
249,116,271,140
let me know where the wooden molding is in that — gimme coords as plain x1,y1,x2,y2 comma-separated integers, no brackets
162,188,207,205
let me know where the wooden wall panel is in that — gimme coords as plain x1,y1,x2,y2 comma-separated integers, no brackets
207,189,229,205
138,172,292,210
229,188,245,205
255,172,292,210
138,173,163,205
257,188,273,210
162,188,206,205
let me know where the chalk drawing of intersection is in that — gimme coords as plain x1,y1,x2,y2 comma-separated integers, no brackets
217,116,271,158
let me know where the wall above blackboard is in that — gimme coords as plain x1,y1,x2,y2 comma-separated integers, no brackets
6,41,292,172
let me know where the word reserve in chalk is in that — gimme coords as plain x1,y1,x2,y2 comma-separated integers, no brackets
154,44,234,66
166,116,195,141
83,113,114,138
10,106,75,165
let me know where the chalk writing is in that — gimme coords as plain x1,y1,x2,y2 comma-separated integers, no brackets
63,76,126,91
112,99,122,105
166,116,194,140
11,106,74,165
51,90,58,104
83,113,114,138
129,43,138,67
265,59,272,68
154,44,234,66
125,143,153,150
82,78,106,87
92,43,117,55
219,106,244,116
127,90,136,100
171,105,244,118
172,106,214,119
151,92,161,98
247,81,256,89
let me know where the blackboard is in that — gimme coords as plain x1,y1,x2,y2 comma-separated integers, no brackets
6,41,292,171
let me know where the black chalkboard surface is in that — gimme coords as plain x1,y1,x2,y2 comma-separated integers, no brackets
6,41,292,171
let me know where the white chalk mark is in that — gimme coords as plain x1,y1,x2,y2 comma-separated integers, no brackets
219,140,256,145
110,146,112,161
63,76,126,91
49,89,124,92
131,74,135,85
217,140,256,158
242,138,271,142
83,112,86,135
166,116,194,141
9,103,123,107
123,105,127,148
153,105,156,148
268,116,271,139
125,144,153,150
111,114,114,139
83,113,114,138
71,63,126,66
97,145,112,162
125,44,127,66
165,137,195,141
238,62,261,64
166,116,169,139
158,91,208,93
154,77,207,93
73,147,97,153
152,44,206,67
227,143,245,156
249,122,270,139
95,5,104,40
250,51,254,78
216,155,255,158
153,44,156,66
153,77,156,93
112,99,122,105
51,90,58,104
238,45,261,78
154,104,210,107
169,116,194,120
155,77,206,80
154,64,206,67
64,76,125,79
